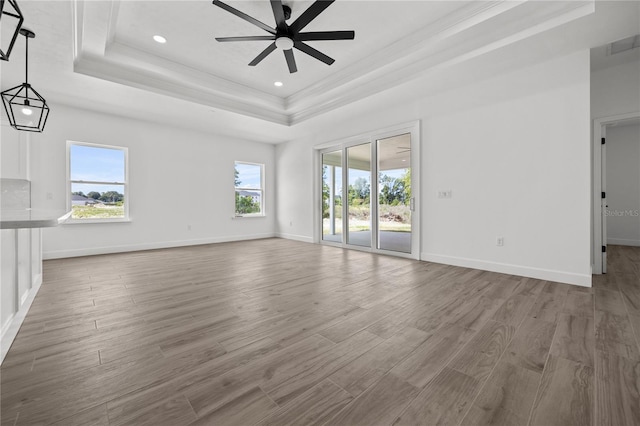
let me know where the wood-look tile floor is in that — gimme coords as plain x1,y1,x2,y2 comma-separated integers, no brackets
1,239,639,425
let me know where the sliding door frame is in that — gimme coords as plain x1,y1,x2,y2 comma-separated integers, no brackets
314,121,421,260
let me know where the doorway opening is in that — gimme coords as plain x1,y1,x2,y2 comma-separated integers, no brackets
593,113,640,274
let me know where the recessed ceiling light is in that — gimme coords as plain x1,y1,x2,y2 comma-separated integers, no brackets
274,81,283,87
153,35,167,44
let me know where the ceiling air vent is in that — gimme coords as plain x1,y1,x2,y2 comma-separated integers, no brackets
607,35,640,55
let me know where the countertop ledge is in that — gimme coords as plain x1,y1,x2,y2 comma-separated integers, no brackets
1,210,72,229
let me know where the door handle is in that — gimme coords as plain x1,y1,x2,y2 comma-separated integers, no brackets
410,198,415,211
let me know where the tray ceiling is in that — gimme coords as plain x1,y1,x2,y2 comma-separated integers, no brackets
113,1,463,97
3,0,620,133
70,0,596,126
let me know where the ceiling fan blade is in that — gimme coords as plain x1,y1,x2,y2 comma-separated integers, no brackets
296,31,355,41
289,0,335,33
212,0,276,35
284,49,298,73
270,0,287,32
216,36,276,42
294,41,334,65
249,43,277,66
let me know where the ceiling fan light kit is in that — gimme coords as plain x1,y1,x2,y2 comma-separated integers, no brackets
275,36,294,50
1,28,50,132
212,0,355,74
0,0,25,61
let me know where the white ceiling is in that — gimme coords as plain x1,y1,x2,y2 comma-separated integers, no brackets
113,1,467,98
1,1,639,143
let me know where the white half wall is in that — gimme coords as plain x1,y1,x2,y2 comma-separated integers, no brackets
1,127,43,363
277,50,592,286
30,104,276,259
606,123,640,246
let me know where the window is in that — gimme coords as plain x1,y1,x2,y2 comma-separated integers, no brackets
68,141,128,221
235,162,264,216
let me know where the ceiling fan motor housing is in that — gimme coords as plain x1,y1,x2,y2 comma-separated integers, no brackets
212,0,355,73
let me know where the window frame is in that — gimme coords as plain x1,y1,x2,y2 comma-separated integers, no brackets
234,161,265,217
66,140,130,224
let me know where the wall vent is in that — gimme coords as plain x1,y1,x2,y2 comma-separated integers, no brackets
607,35,640,55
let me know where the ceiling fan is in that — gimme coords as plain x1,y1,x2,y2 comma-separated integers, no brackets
212,0,355,73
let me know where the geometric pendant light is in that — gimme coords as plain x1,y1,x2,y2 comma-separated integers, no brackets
0,0,24,61
1,28,49,132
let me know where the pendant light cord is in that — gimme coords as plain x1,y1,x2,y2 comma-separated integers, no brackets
24,34,29,89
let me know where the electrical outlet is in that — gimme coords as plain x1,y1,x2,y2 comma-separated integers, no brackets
438,190,452,199
187,225,192,231
46,192,53,200
496,237,504,247
289,221,293,227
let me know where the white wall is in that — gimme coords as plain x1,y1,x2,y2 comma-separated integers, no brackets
592,59,640,119
30,104,276,258
1,124,29,180
277,50,592,286
606,123,640,246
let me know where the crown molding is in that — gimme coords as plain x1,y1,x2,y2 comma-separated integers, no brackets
285,0,521,113
288,0,595,124
74,52,291,125
106,42,286,111
72,0,594,127
73,0,289,125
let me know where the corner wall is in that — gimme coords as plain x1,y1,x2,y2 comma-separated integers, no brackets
276,50,592,286
30,104,277,259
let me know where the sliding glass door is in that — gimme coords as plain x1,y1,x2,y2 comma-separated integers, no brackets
347,144,371,248
322,150,342,243
319,123,419,258
377,134,412,253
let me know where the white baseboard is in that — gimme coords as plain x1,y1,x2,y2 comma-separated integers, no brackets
1,273,43,364
607,238,640,247
421,252,592,287
43,233,277,259
276,233,314,244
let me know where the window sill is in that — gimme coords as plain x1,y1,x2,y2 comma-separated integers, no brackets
233,214,266,219
64,218,132,225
